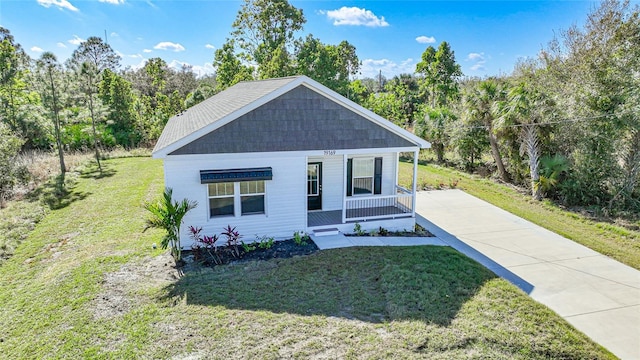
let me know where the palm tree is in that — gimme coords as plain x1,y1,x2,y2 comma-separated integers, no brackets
539,154,569,197
144,188,197,262
498,80,557,200
463,79,510,182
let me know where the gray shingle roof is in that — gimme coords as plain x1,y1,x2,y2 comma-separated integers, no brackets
169,85,417,155
153,76,301,154
153,75,428,157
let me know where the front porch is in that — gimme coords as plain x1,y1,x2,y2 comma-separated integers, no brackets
308,185,414,227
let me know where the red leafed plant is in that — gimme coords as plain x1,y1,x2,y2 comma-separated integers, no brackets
222,225,242,258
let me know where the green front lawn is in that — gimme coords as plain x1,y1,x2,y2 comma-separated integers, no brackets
399,161,640,271
0,157,614,358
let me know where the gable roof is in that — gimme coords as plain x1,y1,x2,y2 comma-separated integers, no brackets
152,75,429,158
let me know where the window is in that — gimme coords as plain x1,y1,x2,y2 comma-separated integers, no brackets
352,158,374,195
240,180,265,215
208,180,266,218
208,182,234,217
347,157,382,196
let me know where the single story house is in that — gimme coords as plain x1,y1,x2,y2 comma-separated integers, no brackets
152,75,430,247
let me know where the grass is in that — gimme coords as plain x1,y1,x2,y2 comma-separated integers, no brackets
0,148,152,263
399,160,640,270
0,157,614,358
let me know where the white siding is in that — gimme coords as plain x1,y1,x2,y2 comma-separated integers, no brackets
163,149,410,247
308,155,343,211
165,153,307,247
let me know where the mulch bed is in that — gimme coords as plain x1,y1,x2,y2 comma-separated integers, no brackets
182,226,433,269
182,239,319,268
345,225,434,238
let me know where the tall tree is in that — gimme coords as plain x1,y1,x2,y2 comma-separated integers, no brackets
79,62,102,171
231,0,304,77
294,35,359,95
463,79,510,182
0,27,43,148
415,107,456,163
415,41,462,107
68,36,120,73
542,0,640,209
35,52,66,178
213,40,254,90
67,36,120,168
99,69,138,146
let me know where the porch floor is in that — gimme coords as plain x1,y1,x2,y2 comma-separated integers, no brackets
308,206,412,227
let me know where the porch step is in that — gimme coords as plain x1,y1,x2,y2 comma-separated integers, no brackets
313,228,340,236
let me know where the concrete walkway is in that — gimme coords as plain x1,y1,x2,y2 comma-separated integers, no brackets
415,189,640,360
310,234,445,250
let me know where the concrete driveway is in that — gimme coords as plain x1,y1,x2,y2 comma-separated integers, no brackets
415,190,640,360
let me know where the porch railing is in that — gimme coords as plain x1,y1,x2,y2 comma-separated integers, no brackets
343,185,414,222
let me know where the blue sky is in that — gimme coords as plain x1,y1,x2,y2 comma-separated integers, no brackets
1,0,599,78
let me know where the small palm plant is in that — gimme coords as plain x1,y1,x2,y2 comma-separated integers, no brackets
144,187,197,262
537,154,569,198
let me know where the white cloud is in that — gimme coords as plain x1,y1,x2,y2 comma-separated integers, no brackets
360,58,416,78
467,52,485,61
30,46,44,53
467,52,487,72
142,49,152,53
56,42,67,48
37,0,78,12
415,36,436,44
324,7,389,27
153,41,185,52
168,60,215,77
205,44,215,49
68,35,85,45
110,32,119,37
99,0,125,4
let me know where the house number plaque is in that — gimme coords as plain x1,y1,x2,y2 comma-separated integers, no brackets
323,150,336,156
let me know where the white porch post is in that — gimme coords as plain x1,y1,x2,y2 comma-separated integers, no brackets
342,153,347,224
412,149,418,217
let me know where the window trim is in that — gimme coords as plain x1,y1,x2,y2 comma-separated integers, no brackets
207,180,267,219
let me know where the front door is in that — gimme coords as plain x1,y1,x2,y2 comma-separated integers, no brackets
307,162,322,211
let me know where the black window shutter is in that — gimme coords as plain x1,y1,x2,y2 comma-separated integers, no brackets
346,159,353,197
374,157,383,194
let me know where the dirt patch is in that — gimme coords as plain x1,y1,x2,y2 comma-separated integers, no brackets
92,252,179,320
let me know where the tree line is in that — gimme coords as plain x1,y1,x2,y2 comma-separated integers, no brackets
1,0,638,213
352,0,639,213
